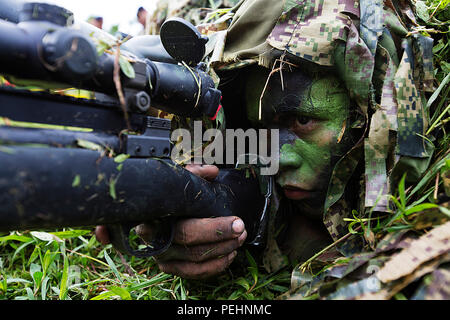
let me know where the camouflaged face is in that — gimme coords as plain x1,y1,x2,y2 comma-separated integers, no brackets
197,0,435,242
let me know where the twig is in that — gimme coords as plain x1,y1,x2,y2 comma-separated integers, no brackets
434,173,440,200
297,225,362,273
113,44,131,131
429,0,444,20
115,249,136,277
66,249,110,268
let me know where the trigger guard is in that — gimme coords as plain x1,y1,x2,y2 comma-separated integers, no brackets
107,219,175,258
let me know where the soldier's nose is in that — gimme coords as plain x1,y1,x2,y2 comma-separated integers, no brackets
278,128,302,170
279,145,302,170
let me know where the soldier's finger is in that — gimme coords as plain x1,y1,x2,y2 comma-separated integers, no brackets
157,230,247,263
173,216,245,245
185,164,219,181
157,251,238,280
95,225,111,245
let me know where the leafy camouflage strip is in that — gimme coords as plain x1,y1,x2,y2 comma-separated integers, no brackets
285,224,450,299
354,254,449,300
323,144,363,241
377,45,398,131
412,269,450,300
359,0,383,56
364,141,389,210
394,39,427,158
363,43,402,210
376,220,450,283
267,0,376,113
412,34,435,93
267,0,359,66
262,189,289,273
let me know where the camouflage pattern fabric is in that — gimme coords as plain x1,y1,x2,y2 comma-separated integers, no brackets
195,0,446,299
199,0,435,231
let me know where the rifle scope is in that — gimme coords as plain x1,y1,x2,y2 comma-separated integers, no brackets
0,2,221,118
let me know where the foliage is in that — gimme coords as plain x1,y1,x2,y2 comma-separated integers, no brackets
0,231,290,300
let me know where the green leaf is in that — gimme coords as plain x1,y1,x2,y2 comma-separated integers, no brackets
404,203,439,215
416,1,430,21
90,291,116,300
407,156,450,201
432,39,445,54
40,276,50,300
0,234,33,243
127,273,172,291
427,72,450,109
28,246,40,266
25,287,35,300
109,286,132,300
59,255,69,300
114,154,130,163
109,176,118,200
30,263,42,288
245,250,257,269
235,277,250,291
119,55,135,79
438,205,450,217
0,273,6,293
104,250,122,284
30,231,63,243
42,250,53,274
348,220,359,234
398,173,407,210
76,139,104,152
12,240,36,262
50,230,91,239
72,174,81,187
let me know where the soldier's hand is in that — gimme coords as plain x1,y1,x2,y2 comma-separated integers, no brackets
95,164,247,280
149,215,246,279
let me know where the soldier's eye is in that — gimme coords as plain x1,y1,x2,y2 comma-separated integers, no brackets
291,115,319,136
297,116,312,125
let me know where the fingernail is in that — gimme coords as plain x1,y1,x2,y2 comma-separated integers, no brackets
232,219,245,234
238,230,247,245
228,251,237,260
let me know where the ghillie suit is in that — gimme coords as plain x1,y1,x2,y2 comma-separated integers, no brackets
195,0,450,299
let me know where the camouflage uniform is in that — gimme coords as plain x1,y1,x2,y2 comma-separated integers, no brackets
195,0,450,299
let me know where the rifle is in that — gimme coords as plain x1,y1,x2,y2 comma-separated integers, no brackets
0,2,271,257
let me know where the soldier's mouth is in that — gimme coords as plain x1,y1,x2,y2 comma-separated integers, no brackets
282,185,313,200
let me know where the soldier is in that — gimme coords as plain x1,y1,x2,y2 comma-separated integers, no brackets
87,16,103,29
99,0,448,298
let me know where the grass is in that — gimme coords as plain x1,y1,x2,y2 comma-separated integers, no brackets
0,230,291,300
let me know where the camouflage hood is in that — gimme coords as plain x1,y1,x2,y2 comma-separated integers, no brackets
199,0,436,241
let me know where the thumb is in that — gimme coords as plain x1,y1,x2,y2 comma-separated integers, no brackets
185,164,219,181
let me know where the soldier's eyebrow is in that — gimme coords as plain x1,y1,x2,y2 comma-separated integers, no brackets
274,94,306,114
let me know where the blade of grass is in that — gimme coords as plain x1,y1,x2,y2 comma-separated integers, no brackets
104,250,123,284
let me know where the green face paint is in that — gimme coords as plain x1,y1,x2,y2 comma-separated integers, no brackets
245,66,352,218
